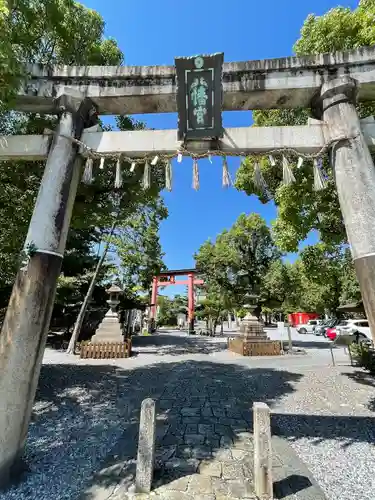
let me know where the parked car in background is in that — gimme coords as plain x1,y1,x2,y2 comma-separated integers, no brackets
314,318,338,336
326,326,337,341
336,319,372,341
297,319,324,334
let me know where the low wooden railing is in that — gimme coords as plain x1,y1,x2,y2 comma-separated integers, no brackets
80,339,132,359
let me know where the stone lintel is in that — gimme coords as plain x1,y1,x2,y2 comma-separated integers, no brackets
15,46,375,114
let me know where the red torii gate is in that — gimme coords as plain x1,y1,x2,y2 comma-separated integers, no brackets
150,268,204,334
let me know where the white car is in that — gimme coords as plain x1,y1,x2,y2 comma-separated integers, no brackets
336,319,372,341
297,319,324,334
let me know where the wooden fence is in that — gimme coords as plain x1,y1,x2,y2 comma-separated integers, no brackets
80,339,132,359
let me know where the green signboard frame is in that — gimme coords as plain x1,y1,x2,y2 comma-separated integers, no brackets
175,53,224,141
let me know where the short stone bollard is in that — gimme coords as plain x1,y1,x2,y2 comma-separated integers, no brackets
135,398,156,493
253,402,273,499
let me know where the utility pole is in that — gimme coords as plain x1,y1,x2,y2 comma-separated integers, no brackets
0,91,97,487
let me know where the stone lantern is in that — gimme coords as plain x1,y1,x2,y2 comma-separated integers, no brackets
91,283,124,343
107,284,122,313
240,294,267,341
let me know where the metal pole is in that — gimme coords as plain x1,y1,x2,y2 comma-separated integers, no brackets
286,323,293,352
0,92,96,487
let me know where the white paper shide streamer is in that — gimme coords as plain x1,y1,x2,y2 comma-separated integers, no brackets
192,158,199,190
142,160,151,190
165,160,173,191
269,155,276,167
282,156,295,185
99,157,105,170
297,157,304,169
313,158,326,191
82,157,93,184
114,157,123,188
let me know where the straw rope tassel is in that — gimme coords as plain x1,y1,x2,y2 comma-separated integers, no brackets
222,156,231,188
82,157,93,184
282,156,296,185
313,159,326,191
193,159,200,190
115,157,123,188
142,160,151,190
165,160,173,191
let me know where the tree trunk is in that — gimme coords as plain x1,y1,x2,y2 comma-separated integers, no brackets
66,222,116,354
220,321,224,335
208,317,213,336
213,319,218,336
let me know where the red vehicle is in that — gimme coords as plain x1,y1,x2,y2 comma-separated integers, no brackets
288,312,319,328
326,327,337,341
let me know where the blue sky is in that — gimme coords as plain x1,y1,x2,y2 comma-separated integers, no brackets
83,0,358,295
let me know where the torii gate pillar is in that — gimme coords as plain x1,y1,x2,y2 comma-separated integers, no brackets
313,76,375,344
150,276,158,332
188,273,195,334
0,92,97,487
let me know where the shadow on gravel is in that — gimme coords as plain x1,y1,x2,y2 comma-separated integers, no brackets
273,412,375,447
342,370,375,412
5,360,303,500
287,340,332,350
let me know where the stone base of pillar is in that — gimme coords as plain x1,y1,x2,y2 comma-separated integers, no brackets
91,308,124,343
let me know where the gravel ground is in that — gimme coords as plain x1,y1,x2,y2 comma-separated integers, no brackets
271,366,375,500
0,332,374,500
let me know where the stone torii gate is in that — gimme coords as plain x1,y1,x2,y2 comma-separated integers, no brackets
2,46,375,485
151,269,204,334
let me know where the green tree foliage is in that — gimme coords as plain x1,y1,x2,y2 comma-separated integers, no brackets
195,288,231,335
261,244,361,316
235,0,375,252
0,1,167,317
113,200,167,296
260,260,294,310
157,294,188,327
195,213,280,315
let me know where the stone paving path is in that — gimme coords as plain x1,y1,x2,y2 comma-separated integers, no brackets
150,382,257,499
76,330,332,500
108,359,258,499
6,329,357,500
